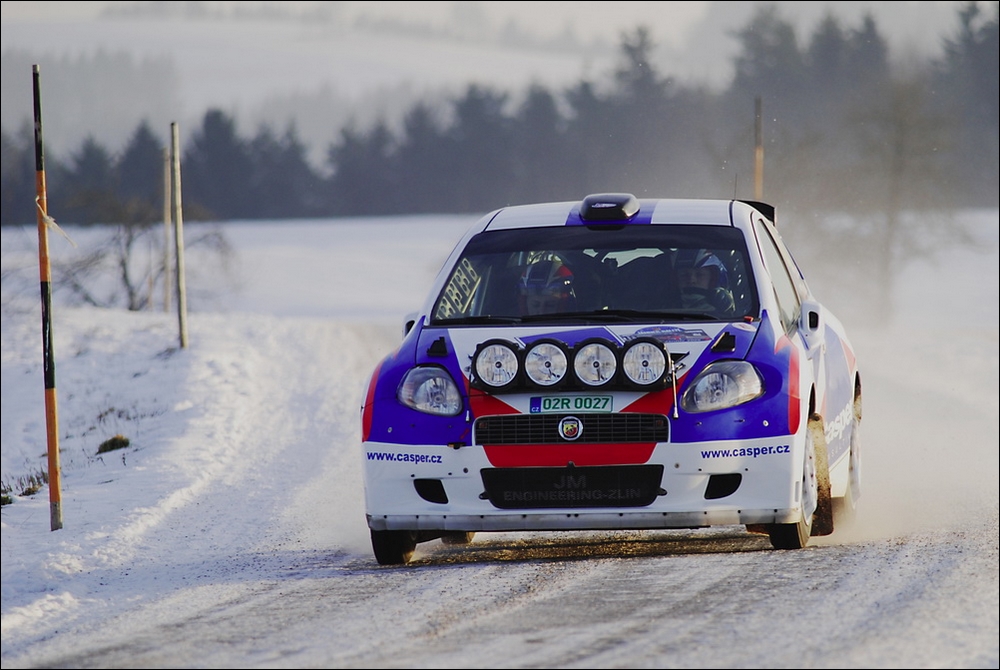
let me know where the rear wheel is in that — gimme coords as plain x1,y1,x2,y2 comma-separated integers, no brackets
370,529,418,565
440,531,476,546
767,415,832,549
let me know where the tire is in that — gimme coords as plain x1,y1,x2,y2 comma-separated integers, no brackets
833,394,862,528
440,531,476,546
767,415,832,549
370,529,418,565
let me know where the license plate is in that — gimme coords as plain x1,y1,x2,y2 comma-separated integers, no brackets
529,395,613,414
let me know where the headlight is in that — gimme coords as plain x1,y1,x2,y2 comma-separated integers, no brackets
681,360,763,413
621,338,668,387
573,340,617,387
473,340,520,390
524,340,568,387
397,366,463,416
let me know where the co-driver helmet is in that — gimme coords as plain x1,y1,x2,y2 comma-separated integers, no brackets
675,248,729,289
518,259,576,314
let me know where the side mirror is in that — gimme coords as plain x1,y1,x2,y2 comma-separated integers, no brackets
799,298,824,356
402,311,418,338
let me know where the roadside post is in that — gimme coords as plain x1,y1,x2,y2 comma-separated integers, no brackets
754,96,764,200
170,122,189,349
32,64,64,531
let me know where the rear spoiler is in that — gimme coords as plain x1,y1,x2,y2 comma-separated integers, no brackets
738,200,776,226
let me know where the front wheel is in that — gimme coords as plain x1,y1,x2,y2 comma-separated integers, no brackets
370,529,418,565
767,415,832,549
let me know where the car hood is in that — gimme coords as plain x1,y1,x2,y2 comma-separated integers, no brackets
362,316,806,449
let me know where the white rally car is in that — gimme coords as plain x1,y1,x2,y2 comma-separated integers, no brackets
360,194,862,565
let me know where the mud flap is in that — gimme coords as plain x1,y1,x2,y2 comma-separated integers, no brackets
809,415,834,536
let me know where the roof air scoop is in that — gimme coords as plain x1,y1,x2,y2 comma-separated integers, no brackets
580,193,640,221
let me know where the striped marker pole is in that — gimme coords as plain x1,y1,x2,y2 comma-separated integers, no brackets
33,64,63,531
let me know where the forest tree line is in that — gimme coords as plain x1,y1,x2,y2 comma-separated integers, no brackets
1,2,997,229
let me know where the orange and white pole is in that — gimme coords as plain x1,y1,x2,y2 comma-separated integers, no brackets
32,64,63,531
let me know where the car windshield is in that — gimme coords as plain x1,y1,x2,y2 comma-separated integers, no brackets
431,225,759,324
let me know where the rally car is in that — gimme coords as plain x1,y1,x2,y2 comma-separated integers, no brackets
360,194,862,565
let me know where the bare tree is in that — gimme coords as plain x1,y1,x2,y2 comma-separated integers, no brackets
819,72,976,323
55,198,230,311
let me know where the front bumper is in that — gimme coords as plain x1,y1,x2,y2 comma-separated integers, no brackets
362,436,805,532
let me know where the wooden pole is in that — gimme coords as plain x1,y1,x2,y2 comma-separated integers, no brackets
163,147,172,312
32,64,63,531
754,96,764,200
171,123,189,349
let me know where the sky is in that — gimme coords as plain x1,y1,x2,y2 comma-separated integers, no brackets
0,1,964,45
1,208,997,667
0,2,710,44
0,1,967,78
0,1,975,170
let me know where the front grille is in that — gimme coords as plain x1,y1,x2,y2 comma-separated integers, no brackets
474,413,668,445
481,464,665,509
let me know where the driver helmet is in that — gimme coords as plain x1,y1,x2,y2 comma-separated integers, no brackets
675,248,729,289
518,259,575,314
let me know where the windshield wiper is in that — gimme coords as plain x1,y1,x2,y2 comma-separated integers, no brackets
432,310,722,326
520,309,719,323
600,309,721,321
432,315,524,326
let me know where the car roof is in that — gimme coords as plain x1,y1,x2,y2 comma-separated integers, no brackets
480,195,773,232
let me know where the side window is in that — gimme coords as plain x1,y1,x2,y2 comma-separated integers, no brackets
755,219,800,332
763,219,810,303
433,257,481,320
